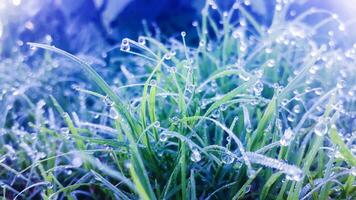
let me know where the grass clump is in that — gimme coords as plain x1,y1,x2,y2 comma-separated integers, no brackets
1,0,356,199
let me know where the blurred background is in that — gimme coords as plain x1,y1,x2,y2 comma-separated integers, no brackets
1,0,356,57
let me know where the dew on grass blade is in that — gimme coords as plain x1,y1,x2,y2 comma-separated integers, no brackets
150,79,157,86
314,120,328,136
285,169,304,182
120,38,130,51
222,153,235,164
153,121,160,128
247,168,256,178
109,107,119,120
280,128,293,146
60,127,69,134
253,80,264,96
266,59,275,68
103,96,115,107
138,36,146,45
71,155,83,168
190,147,201,162
292,104,301,114
159,131,168,142
171,116,179,125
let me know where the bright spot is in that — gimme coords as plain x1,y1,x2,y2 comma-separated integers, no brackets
25,21,34,30
12,0,21,6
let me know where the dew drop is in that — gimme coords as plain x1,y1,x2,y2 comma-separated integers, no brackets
138,36,146,45
337,80,345,89
219,104,227,111
253,80,264,96
314,121,328,136
171,116,179,125
245,185,251,193
60,127,69,135
314,88,323,96
159,132,168,142
286,170,304,182
211,109,220,118
153,121,160,128
181,31,186,37
109,107,119,120
280,100,289,107
190,147,201,162
120,38,130,51
150,79,157,86
265,47,272,54
287,114,296,122
280,128,293,146
292,104,301,114
222,153,235,164
239,74,250,81
103,96,115,107
266,59,276,68
247,168,256,178
164,52,172,60
71,156,83,168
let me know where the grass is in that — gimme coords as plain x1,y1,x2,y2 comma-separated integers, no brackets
1,0,356,199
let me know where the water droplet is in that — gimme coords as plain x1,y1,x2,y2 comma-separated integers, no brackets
280,128,293,146
245,185,251,193
266,59,276,67
247,168,256,178
199,40,205,47
309,65,318,74
337,80,345,89
109,107,119,120
239,73,250,81
292,104,301,114
71,156,83,168
287,114,296,122
159,132,168,142
226,136,232,143
171,116,179,125
103,96,115,107
265,47,272,54
253,80,264,96
164,52,172,60
181,31,186,37
219,104,227,111
314,88,323,96
25,21,34,30
120,38,130,51
154,121,160,128
46,182,54,189
60,127,69,134
338,24,345,32
314,121,328,136
286,170,304,182
281,99,289,106
222,153,235,164
190,147,201,162
211,109,220,118
138,36,146,45
150,79,157,86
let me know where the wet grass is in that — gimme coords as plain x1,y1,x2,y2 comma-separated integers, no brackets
1,0,356,199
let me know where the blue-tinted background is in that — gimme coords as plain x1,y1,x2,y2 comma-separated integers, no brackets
0,0,355,56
